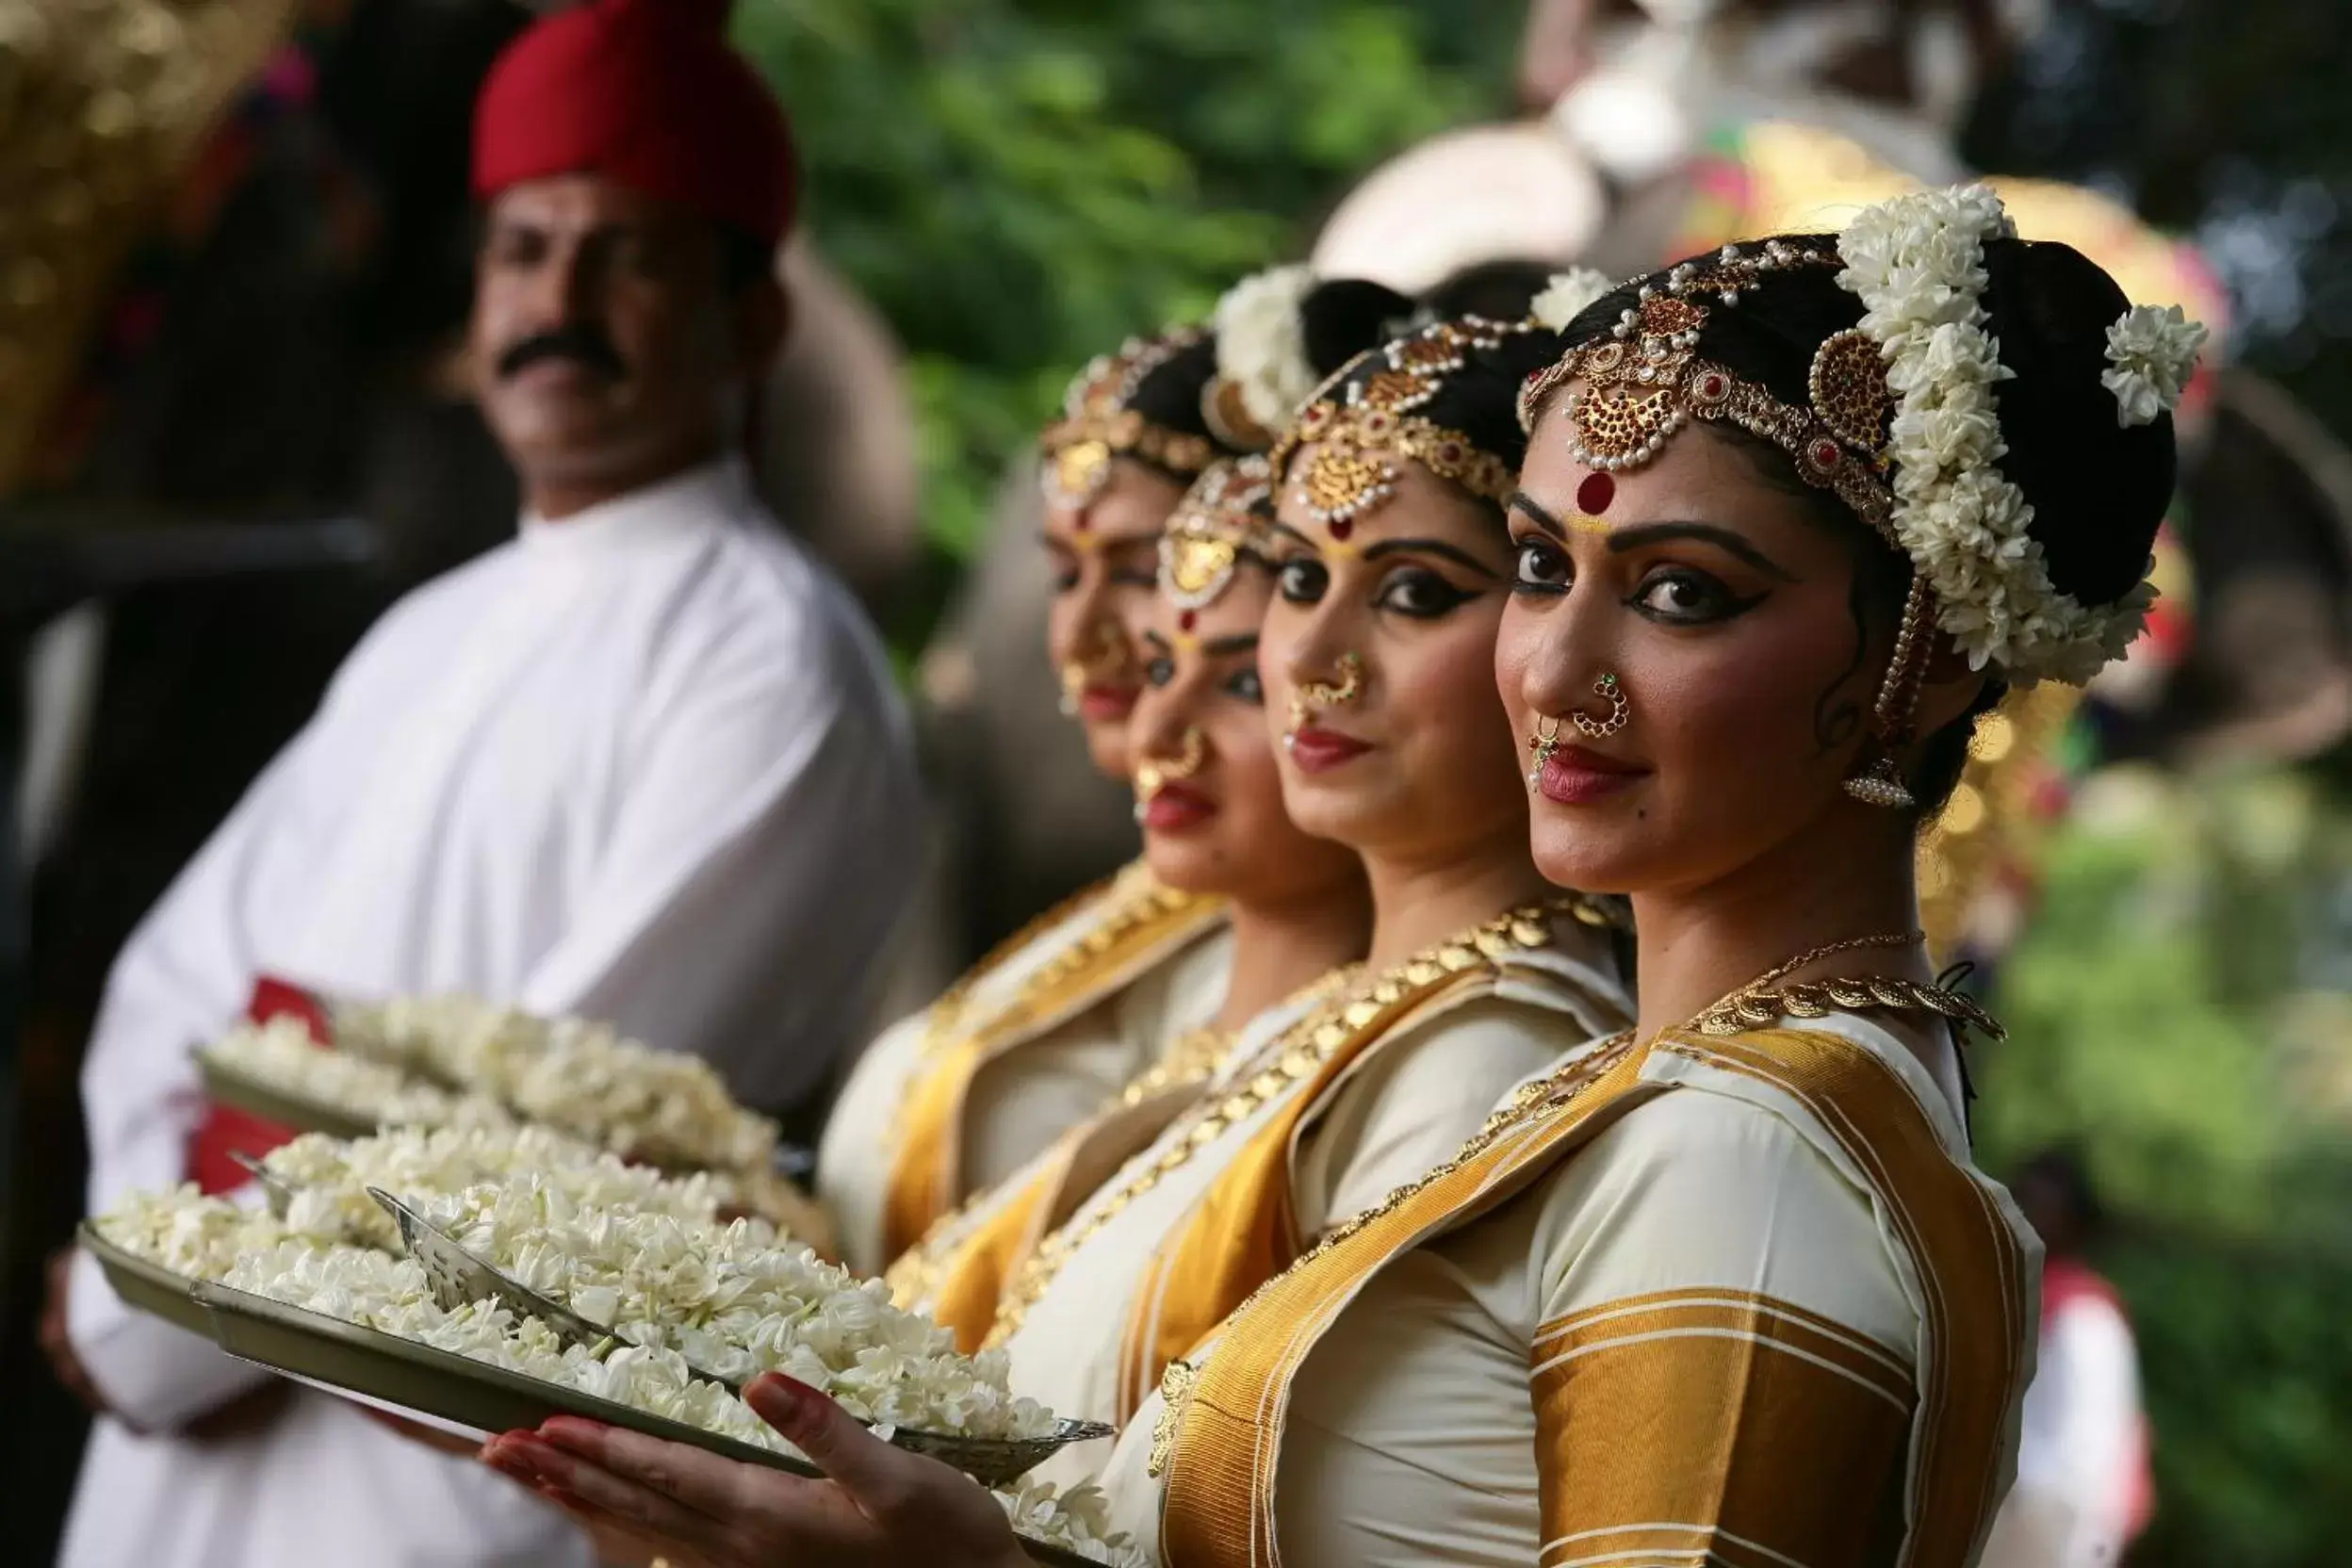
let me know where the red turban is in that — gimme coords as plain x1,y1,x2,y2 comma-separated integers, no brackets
473,0,796,248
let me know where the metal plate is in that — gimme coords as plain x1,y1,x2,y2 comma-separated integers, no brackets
76,1222,214,1338
368,1187,1109,1484
194,1052,381,1140
191,1282,1102,1568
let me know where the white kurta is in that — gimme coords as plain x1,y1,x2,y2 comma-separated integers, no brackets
816,875,1233,1276
1009,935,1631,1494
62,457,922,1568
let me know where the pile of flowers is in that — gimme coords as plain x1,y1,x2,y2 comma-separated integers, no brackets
997,1478,1144,1567
258,1125,750,1252
324,994,780,1174
95,1185,304,1279
200,1017,500,1130
419,1178,1052,1441
96,1171,1137,1564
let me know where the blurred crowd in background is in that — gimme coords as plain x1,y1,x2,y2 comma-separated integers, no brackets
2,0,2349,1560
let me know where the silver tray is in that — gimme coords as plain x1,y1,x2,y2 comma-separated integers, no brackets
371,1186,1110,1487
77,1222,214,1338
192,1282,1102,1567
195,1051,382,1141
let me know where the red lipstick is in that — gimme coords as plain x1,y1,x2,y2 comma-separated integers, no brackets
1537,744,1649,805
1141,782,1217,833
1286,724,1373,775
1079,683,1137,722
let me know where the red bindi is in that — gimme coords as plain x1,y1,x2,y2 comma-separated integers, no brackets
1329,518,1355,542
1576,471,1615,516
1178,610,1198,631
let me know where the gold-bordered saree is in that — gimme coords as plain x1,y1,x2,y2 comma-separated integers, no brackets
1147,1013,2038,1568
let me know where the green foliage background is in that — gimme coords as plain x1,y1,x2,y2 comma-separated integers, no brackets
732,0,1523,564
727,2,2352,1560
1972,771,2352,1565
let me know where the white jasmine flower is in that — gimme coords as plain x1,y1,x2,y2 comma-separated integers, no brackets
1528,268,1615,333
2101,302,2208,427
203,1017,484,1129
1213,265,1320,432
1834,182,2180,685
993,1478,1149,1567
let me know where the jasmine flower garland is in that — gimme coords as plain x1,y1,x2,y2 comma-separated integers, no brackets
1835,184,2183,685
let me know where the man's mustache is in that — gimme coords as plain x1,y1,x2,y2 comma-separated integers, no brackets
496,325,627,382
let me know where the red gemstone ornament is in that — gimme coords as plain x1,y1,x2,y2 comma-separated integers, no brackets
1576,471,1615,516
1329,518,1355,541
1178,610,1197,631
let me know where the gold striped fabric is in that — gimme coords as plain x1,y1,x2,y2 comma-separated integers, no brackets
1531,1288,1914,1568
1656,1028,2034,1568
1159,1023,2032,1568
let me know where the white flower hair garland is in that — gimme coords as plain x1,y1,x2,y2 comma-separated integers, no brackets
1837,183,2178,686
1529,267,1616,333
1213,265,1321,433
2102,302,2208,428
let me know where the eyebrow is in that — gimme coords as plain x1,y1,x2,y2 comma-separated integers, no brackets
1605,521,1799,581
1037,528,1161,550
1362,537,1504,578
1271,520,1503,580
1508,491,1566,538
1141,629,1260,658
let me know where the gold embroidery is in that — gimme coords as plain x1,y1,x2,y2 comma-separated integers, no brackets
879,865,1225,1257
981,957,1380,1348
1148,1354,1199,1478
880,1019,1255,1331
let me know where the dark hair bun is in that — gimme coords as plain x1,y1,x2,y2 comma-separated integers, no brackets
1979,238,2176,607
1420,258,1563,324
1123,334,1225,465
1298,278,1416,379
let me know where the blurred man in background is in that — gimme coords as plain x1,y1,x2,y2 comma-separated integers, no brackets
1983,1150,2156,1568
41,1,920,1562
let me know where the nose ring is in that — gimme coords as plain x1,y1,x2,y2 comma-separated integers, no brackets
1134,728,1208,821
1285,651,1364,742
1525,714,1562,790
1571,673,1628,740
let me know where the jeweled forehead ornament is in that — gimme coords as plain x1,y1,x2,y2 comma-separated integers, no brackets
1040,327,1220,514
1516,240,1898,544
1271,317,1527,547
1160,456,1276,641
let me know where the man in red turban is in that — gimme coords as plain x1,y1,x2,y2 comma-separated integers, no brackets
51,7,921,1565
468,0,796,517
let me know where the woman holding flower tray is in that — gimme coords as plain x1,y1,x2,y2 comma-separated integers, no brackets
482,187,2204,1568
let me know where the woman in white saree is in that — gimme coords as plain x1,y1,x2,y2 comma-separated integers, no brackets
473,186,2200,1568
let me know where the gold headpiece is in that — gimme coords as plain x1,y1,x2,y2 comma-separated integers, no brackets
1039,328,1220,512
1160,455,1274,613
1515,241,1897,541
1271,318,1525,541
